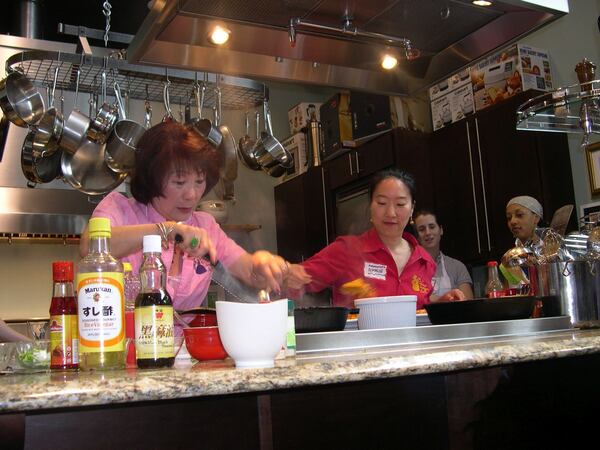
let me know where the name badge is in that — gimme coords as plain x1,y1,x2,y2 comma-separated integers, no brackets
364,262,386,281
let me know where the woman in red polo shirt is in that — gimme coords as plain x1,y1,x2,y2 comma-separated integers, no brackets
286,170,464,309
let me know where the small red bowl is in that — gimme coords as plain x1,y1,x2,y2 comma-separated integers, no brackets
183,326,228,361
180,309,218,327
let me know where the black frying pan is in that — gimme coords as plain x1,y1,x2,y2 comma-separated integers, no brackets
424,297,537,325
294,306,349,333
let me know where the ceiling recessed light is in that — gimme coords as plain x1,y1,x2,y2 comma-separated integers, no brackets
381,54,398,70
472,0,492,6
208,25,231,45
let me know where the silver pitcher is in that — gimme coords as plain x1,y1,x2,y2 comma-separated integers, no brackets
532,260,600,326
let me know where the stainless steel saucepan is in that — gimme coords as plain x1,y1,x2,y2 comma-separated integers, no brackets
237,111,261,170
252,99,293,177
21,130,62,187
191,75,222,148
87,70,118,144
214,80,237,200
60,67,90,154
104,82,146,173
0,68,44,127
32,66,63,158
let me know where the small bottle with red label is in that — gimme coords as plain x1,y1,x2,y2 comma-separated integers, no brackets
485,261,504,298
49,261,78,371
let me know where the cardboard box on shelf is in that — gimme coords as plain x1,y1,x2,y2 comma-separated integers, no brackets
430,72,475,131
470,44,552,111
429,67,471,102
288,102,322,134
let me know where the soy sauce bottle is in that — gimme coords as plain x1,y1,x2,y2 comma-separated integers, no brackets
135,235,174,368
49,261,78,371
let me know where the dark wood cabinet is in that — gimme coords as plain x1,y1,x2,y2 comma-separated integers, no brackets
274,167,330,263
431,91,576,264
325,132,395,190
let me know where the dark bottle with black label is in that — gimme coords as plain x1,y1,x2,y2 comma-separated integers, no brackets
135,235,174,368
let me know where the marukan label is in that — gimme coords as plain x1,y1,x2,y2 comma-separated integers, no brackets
364,262,387,281
77,272,125,353
135,306,174,359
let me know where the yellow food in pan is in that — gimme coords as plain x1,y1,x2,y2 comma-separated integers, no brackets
340,278,377,299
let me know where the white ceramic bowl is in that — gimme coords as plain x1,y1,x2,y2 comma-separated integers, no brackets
354,295,417,329
216,299,288,368
197,200,229,224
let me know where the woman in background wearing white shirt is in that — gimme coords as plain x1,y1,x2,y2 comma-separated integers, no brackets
414,210,474,299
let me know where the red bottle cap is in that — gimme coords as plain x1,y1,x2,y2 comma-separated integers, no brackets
52,261,74,281
487,261,498,267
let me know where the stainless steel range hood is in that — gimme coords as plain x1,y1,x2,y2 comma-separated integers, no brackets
0,122,94,236
128,0,568,95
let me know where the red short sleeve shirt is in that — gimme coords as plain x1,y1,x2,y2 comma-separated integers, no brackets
301,228,436,309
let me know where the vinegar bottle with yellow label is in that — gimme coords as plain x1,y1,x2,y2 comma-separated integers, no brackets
76,217,125,370
135,235,174,369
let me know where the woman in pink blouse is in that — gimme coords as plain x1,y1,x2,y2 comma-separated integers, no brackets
80,122,294,317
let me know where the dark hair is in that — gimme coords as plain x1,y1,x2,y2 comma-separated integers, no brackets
413,209,441,227
130,122,221,204
369,169,416,203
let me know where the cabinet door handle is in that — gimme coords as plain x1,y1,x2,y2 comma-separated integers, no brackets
355,152,360,174
466,121,482,254
348,153,353,176
320,169,330,244
474,118,492,252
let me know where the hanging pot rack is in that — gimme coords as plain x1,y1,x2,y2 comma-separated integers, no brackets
5,50,266,110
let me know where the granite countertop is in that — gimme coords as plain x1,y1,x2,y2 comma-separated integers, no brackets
2,328,600,414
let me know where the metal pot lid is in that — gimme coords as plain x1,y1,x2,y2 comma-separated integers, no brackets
21,131,62,184
61,139,127,195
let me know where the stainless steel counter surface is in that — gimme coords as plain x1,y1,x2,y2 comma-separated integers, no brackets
2,327,600,413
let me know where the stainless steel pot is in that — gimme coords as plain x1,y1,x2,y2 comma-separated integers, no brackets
104,82,145,173
532,260,600,326
253,100,293,177
32,66,62,157
237,111,260,170
21,131,62,186
60,67,90,154
61,139,127,195
191,78,222,148
0,69,44,127
104,119,145,173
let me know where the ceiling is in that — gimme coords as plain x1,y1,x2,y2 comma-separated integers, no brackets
127,0,568,95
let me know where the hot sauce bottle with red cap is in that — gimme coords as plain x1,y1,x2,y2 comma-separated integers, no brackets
49,261,79,370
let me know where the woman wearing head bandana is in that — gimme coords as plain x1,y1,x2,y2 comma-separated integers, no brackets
505,196,543,245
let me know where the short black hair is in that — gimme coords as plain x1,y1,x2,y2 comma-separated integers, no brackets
369,169,416,203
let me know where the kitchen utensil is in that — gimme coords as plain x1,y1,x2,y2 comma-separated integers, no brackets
214,79,238,200
355,295,417,329
27,321,49,340
238,111,261,170
294,306,349,333
32,66,63,158
424,296,537,325
60,67,90,155
191,74,223,148
531,260,600,326
501,242,535,267
0,113,8,161
104,82,146,173
549,204,574,236
143,85,152,129
87,70,118,143
252,99,294,177
21,130,62,186
0,68,44,127
60,138,127,195
0,343,16,372
183,326,228,361
215,299,287,368
162,79,174,123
